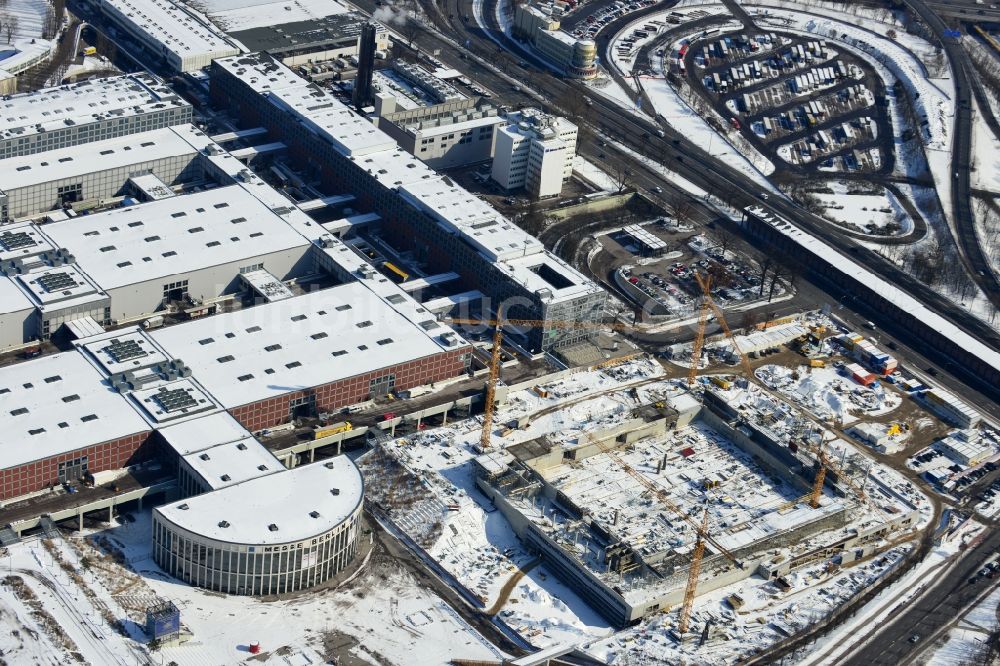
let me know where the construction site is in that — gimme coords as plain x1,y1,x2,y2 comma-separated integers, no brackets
356,295,952,661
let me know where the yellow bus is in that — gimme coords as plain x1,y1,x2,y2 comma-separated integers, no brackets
382,262,409,283
81,46,97,56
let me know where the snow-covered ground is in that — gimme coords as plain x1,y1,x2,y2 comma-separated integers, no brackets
582,72,645,112
61,54,118,81
0,0,59,78
798,518,989,665
573,155,618,193
0,514,503,666
811,181,913,237
0,0,51,45
969,95,1000,281
756,362,902,426
925,584,1000,666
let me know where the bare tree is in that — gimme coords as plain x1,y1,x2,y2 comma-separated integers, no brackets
557,88,590,123
610,164,633,194
752,253,774,297
767,265,786,302
707,261,733,288
672,199,694,226
715,228,734,258
907,243,945,288
4,15,17,44
96,31,117,63
43,5,58,39
401,15,420,47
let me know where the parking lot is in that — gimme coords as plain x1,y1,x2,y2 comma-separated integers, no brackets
603,221,784,319
681,29,891,174
569,0,661,41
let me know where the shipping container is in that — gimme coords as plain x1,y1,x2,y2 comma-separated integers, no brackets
709,376,733,389
849,365,877,386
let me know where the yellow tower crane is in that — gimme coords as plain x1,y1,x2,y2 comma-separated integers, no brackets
688,271,753,386
444,315,642,449
447,312,748,634
590,437,743,637
680,507,711,635
810,442,828,509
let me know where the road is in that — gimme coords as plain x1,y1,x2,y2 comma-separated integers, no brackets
842,528,1000,665
352,0,1000,409
897,0,1000,308
925,0,1000,21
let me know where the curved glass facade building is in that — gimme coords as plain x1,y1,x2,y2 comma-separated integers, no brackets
152,458,364,595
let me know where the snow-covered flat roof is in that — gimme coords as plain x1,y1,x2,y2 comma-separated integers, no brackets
157,410,257,456
99,0,240,58
15,265,107,314
0,351,150,469
352,148,437,190
207,0,351,32
149,282,466,408
500,253,604,303
399,177,543,261
745,206,1000,375
76,328,172,376
239,269,294,302
0,74,187,143
0,276,35,315
213,53,304,93
129,379,218,425
402,113,500,137
127,173,176,201
0,127,200,193
15,265,99,305
181,436,281,490
40,185,311,291
64,316,106,340
271,86,397,157
154,457,363,545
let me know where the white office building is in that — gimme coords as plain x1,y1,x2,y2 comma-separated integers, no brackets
491,109,577,198
0,74,191,161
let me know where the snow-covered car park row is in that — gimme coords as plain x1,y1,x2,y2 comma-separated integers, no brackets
695,34,810,85
779,117,878,165
749,85,874,142
572,0,660,40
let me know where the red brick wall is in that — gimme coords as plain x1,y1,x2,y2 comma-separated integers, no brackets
229,349,469,432
0,431,152,501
